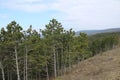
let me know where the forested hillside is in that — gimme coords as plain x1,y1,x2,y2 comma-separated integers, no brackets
0,19,120,80
76,28,120,35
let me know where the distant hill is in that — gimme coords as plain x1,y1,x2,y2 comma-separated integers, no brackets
76,28,120,35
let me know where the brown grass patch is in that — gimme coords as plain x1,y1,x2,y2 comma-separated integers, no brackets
55,47,120,80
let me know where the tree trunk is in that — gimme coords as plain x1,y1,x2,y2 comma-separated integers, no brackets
56,51,60,76
53,46,57,78
68,52,71,72
38,72,41,80
25,46,28,80
15,46,20,80
46,64,49,80
10,71,12,80
68,45,71,72
61,46,64,75
0,61,5,80
7,69,9,80
23,53,26,80
36,72,37,80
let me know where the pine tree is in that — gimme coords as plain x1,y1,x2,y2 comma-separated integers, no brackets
41,19,64,78
5,21,23,80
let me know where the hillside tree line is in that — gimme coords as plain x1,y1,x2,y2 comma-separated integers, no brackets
0,19,119,80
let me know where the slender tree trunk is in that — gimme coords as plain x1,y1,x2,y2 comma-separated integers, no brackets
44,51,49,80
23,50,26,80
36,72,37,80
60,48,63,75
61,46,64,75
63,48,67,75
77,54,80,66
25,46,28,80
68,46,71,72
38,72,41,80
53,46,57,78
68,52,71,72
46,64,49,80
10,71,12,80
15,46,20,80
56,51,59,76
7,69,9,80
0,61,5,80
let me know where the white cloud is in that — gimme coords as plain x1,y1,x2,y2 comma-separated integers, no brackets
0,0,120,30
19,0,42,3
51,0,120,30
0,0,48,12
0,14,8,19
5,3,47,12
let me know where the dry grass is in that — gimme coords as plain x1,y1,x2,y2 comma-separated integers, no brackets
55,47,120,80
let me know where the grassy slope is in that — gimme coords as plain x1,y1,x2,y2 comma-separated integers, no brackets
56,47,120,80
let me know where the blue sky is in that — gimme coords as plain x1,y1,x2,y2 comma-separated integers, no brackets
0,0,120,31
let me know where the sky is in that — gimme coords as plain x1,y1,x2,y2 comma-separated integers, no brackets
0,0,120,31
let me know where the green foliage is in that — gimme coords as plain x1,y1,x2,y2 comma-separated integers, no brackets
89,33,119,56
0,19,119,80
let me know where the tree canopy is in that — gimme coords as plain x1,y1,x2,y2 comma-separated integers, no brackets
0,19,119,80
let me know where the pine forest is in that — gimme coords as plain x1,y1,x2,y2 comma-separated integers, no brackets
0,19,120,80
